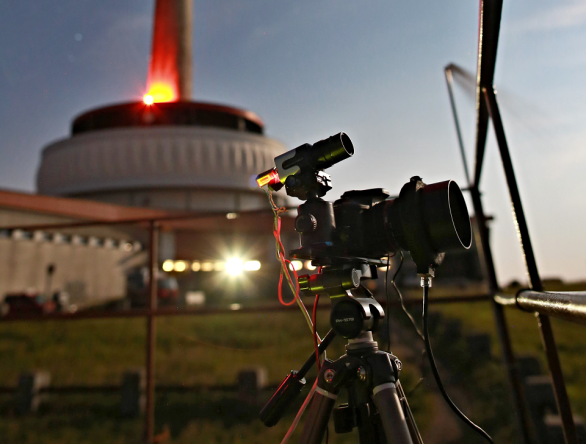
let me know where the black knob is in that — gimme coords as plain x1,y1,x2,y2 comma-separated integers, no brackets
295,214,317,233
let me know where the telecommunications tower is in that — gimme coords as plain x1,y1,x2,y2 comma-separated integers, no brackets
37,0,288,212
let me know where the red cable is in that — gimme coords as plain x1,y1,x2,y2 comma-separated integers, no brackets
274,215,301,306
278,261,299,306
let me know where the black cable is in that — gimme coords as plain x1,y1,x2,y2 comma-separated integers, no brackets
392,252,424,341
385,254,392,351
422,283,493,443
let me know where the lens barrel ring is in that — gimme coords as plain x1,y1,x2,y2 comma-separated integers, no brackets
397,177,444,275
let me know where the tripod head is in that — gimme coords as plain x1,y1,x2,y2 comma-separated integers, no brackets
298,262,385,339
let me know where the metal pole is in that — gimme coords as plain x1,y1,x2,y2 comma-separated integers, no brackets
470,187,532,443
513,290,586,324
483,86,577,444
444,64,531,443
444,67,472,187
144,221,159,444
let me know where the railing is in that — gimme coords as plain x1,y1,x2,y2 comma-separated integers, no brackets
445,1,585,442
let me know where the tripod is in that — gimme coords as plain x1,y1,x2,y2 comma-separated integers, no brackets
300,330,422,444
260,265,424,444
257,132,491,443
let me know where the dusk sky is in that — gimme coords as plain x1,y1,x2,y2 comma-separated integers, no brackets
0,0,584,285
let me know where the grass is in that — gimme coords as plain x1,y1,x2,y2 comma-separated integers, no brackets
0,310,430,443
2,281,585,443
434,299,586,415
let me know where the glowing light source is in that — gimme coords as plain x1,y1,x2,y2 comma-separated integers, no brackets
202,262,214,272
226,213,239,220
173,261,187,272
256,168,281,188
244,260,261,271
162,260,174,272
191,261,201,272
304,261,316,271
144,82,176,103
225,258,244,276
288,260,303,271
214,261,226,271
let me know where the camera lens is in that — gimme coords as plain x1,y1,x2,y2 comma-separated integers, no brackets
420,180,472,251
361,179,471,272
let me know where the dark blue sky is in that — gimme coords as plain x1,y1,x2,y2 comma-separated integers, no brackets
0,0,585,283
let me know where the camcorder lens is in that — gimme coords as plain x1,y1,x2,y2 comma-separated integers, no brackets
420,180,472,251
375,178,472,273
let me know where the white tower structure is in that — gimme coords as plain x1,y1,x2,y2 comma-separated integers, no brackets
36,0,287,212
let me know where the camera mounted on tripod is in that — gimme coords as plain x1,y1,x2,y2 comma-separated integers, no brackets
257,133,476,443
257,131,472,275
258,131,472,339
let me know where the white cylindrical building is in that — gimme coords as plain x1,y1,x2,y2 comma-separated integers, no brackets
37,101,288,212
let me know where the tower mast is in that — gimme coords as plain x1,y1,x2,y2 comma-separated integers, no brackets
146,0,193,102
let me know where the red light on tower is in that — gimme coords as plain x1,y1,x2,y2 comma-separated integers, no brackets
145,0,192,103
143,82,176,104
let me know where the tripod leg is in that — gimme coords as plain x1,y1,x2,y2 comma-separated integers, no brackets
298,387,337,444
396,381,424,444
372,382,414,444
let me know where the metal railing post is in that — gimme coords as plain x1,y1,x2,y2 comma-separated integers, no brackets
144,221,159,444
445,64,532,443
470,187,533,443
483,86,577,443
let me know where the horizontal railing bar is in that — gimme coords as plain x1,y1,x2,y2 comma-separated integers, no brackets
0,383,287,395
0,207,296,232
42,385,119,394
0,294,490,323
495,290,586,324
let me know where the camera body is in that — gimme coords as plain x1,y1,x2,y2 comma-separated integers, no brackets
293,177,471,276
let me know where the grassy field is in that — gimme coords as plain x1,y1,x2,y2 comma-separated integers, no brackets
1,281,585,443
434,299,586,414
0,309,431,444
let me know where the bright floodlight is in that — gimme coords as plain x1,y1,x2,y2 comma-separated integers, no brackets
225,258,244,276
143,94,154,105
173,261,187,272
244,260,261,271
288,260,303,271
162,260,174,272
304,261,316,271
